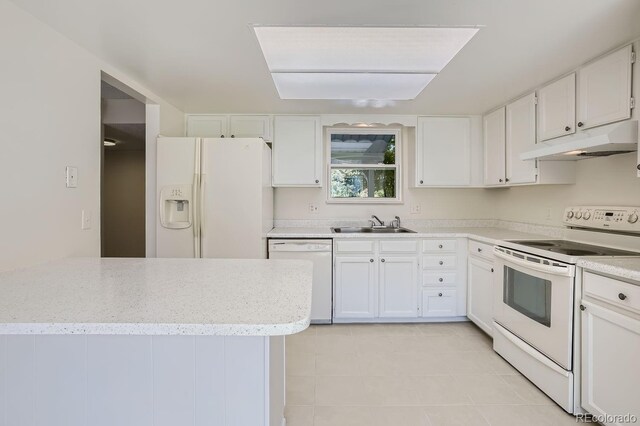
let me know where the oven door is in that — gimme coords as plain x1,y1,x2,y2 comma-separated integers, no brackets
493,247,575,370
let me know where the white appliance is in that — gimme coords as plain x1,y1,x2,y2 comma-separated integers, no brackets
157,137,273,259
492,206,640,414
268,239,333,324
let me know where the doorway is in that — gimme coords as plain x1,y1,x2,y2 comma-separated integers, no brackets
100,80,146,257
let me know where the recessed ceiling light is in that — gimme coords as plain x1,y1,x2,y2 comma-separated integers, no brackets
104,138,117,147
253,25,480,100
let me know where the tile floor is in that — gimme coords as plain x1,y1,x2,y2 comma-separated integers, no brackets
285,322,591,426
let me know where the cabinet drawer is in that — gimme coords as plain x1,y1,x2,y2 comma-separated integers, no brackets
421,289,458,317
335,240,375,253
422,239,457,253
379,240,418,254
469,240,495,261
422,255,457,269
423,272,457,286
584,272,640,314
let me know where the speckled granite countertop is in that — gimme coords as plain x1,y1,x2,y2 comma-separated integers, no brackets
268,226,551,245
578,257,640,283
0,258,312,336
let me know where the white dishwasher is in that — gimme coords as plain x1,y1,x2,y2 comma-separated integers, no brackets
268,239,332,324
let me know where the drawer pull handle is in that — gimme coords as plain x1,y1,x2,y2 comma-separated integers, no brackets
438,244,443,249
438,292,443,297
438,261,444,265
438,278,444,282
381,259,385,263
618,293,627,301
370,259,374,263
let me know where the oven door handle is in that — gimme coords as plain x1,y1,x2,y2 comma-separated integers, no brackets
493,248,575,277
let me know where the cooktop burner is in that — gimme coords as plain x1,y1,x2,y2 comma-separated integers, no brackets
509,240,639,257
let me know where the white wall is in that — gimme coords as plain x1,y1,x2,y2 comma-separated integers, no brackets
494,153,640,226
0,0,183,271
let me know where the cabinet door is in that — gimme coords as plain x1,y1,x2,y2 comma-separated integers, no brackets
581,301,640,423
467,256,494,336
577,45,633,130
421,289,457,317
483,107,506,186
272,116,322,187
378,256,418,318
416,117,471,186
506,93,537,184
229,115,272,141
538,73,576,141
186,115,228,137
334,256,376,319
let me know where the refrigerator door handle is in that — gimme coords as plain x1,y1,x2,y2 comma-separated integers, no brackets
199,173,207,258
192,172,200,258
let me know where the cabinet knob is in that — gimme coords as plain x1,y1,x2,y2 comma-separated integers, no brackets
565,126,571,131
505,178,510,183
438,278,444,282
231,134,235,138
438,292,443,297
618,293,627,301
637,164,640,171
438,244,443,249
220,134,225,138
491,268,494,273
381,258,385,263
477,248,482,252
439,261,444,265
315,179,319,184
580,304,586,311
370,259,374,263
577,122,584,128
499,178,503,183
420,180,424,184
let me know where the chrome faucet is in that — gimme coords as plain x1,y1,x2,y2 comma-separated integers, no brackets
393,216,401,228
370,215,385,227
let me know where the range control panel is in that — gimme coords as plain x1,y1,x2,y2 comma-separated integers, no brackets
563,206,640,233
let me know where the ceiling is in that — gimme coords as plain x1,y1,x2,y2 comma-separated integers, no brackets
11,0,640,115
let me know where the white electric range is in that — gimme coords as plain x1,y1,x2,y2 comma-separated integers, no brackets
491,206,640,414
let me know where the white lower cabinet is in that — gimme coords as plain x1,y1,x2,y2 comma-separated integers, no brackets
379,256,418,318
421,289,457,317
581,273,640,424
467,254,495,336
334,256,376,319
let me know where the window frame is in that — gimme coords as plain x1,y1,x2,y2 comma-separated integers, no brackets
325,126,402,204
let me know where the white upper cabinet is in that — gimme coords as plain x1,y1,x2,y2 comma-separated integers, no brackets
186,115,272,140
272,116,322,187
416,117,471,187
186,115,228,138
229,116,272,140
506,92,537,184
577,44,633,130
537,73,576,142
483,107,506,186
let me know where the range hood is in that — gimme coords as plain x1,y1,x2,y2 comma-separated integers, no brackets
520,120,638,161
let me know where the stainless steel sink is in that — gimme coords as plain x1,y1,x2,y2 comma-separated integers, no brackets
331,227,416,234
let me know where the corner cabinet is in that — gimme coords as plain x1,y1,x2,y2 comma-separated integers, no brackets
577,45,634,131
272,116,323,187
415,117,472,187
581,272,640,424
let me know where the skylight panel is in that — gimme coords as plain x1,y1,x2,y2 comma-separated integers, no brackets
253,25,479,100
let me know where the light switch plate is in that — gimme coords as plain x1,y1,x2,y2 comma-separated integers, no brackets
81,210,91,230
66,166,78,188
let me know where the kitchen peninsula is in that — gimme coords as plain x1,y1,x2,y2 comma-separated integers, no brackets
0,258,312,426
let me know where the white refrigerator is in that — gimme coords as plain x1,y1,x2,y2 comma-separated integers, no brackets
156,137,273,259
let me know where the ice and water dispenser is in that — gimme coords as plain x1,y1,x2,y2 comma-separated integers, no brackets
159,185,193,229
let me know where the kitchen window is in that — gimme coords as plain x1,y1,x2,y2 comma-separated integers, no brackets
327,128,401,203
